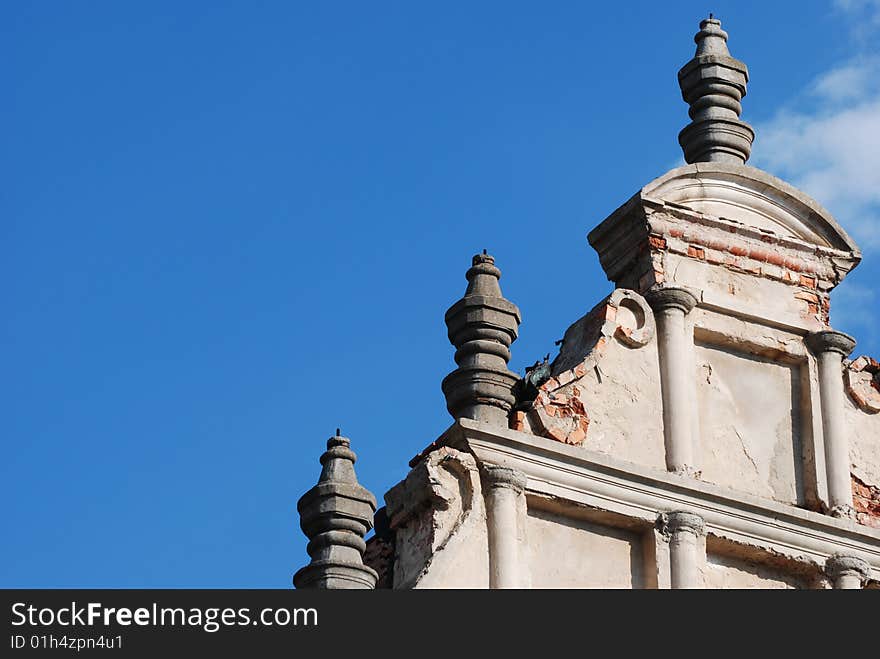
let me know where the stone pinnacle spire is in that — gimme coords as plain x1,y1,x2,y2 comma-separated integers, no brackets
293,431,378,589
678,15,754,164
441,251,521,426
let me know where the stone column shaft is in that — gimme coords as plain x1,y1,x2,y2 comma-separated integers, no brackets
806,330,856,517
661,512,705,589
484,466,527,589
646,288,699,475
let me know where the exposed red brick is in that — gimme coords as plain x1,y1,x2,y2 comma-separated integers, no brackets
539,377,560,392
853,474,880,528
795,291,819,304
763,251,786,268
567,425,586,445
544,426,568,443
510,410,526,431
363,534,394,588
666,225,828,281
648,235,667,250
799,274,817,288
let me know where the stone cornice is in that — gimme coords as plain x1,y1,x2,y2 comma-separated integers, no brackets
588,191,859,293
430,419,880,580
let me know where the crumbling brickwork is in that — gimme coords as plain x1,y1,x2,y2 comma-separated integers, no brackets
853,475,880,529
512,289,655,448
846,356,880,413
638,204,836,325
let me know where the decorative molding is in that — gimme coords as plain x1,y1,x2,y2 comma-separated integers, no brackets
433,418,880,581
645,286,699,315
805,330,856,358
825,554,870,583
483,465,528,494
845,356,880,414
659,511,706,538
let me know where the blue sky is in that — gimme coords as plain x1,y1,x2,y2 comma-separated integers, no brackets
3,2,879,587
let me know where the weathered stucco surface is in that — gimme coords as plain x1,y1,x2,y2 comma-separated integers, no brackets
694,341,805,505
385,448,489,589
514,289,665,471
700,552,811,589
575,338,666,471
666,253,824,330
525,508,644,588
845,380,880,529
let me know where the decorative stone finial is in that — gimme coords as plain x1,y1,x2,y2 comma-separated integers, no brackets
678,16,754,164
442,252,521,426
293,431,378,589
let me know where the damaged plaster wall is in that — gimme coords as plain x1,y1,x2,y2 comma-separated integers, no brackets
700,552,812,589
694,340,806,506
844,361,880,528
697,535,822,589
576,337,665,471
385,448,489,588
525,507,645,588
517,289,666,472
664,251,828,330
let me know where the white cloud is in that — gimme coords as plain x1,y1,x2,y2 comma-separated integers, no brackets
753,57,880,250
833,0,880,39
812,59,878,102
752,16,880,352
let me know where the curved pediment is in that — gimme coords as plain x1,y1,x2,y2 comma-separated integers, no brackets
642,163,860,254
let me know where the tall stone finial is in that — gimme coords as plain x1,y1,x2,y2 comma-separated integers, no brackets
293,431,378,589
678,16,754,164
441,252,521,426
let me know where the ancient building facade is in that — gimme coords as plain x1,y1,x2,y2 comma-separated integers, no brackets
294,17,880,589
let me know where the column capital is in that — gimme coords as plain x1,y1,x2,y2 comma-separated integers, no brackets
805,330,856,358
825,554,870,584
483,465,528,494
658,511,706,538
645,286,699,315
